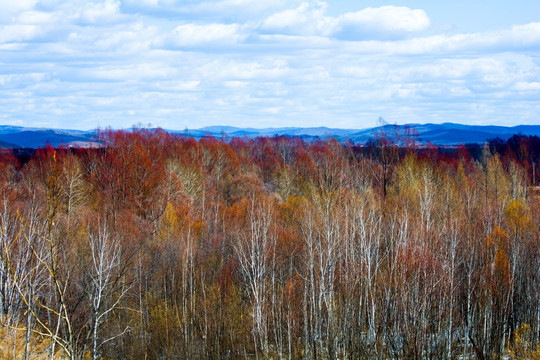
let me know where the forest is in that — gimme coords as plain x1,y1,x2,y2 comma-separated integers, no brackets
0,128,539,359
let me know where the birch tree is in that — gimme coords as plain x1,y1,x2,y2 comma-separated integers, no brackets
87,223,131,360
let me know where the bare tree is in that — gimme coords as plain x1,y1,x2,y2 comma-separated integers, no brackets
234,194,275,357
82,222,130,359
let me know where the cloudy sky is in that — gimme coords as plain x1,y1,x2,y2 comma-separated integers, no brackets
1,0,539,130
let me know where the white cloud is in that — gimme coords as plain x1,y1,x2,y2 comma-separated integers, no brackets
335,6,430,39
260,3,430,39
508,22,540,46
87,63,179,81
196,60,291,80
153,80,201,91
1,0,539,129
90,23,159,51
0,24,43,43
405,59,508,81
122,0,294,23
79,0,122,24
0,73,46,88
514,82,540,91
225,81,249,88
166,23,246,47
260,2,335,36
335,22,540,56
16,10,57,25
0,0,37,23
126,0,160,6
187,0,294,19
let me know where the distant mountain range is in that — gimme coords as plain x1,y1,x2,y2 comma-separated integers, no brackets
0,123,539,149
183,123,540,145
0,126,98,149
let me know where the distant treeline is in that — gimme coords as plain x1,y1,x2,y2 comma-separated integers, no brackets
7,133,540,184
0,129,538,359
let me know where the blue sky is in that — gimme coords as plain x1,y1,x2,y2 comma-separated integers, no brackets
1,0,539,130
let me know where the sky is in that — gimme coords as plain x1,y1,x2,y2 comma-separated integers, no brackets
1,0,539,130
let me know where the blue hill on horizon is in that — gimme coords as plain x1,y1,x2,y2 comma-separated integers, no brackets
0,123,539,149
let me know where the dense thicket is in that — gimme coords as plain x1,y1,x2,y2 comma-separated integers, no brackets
0,129,539,359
